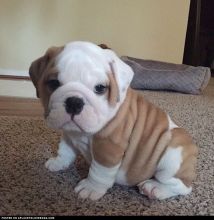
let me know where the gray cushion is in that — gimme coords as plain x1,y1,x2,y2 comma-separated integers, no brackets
121,56,211,95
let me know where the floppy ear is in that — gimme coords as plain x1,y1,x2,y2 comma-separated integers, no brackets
98,43,111,50
108,64,120,106
29,46,62,98
104,49,134,105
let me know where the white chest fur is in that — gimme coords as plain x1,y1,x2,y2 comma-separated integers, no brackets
65,133,92,163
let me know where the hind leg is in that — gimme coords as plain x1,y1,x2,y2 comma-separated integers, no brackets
138,177,191,200
138,146,192,200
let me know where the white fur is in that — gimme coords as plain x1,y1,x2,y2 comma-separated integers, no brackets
74,160,121,200
115,169,129,185
45,138,77,171
102,49,134,95
88,160,121,187
63,131,92,164
47,82,118,133
138,146,192,200
167,114,178,130
138,178,191,200
46,41,134,134
57,42,110,87
156,147,183,179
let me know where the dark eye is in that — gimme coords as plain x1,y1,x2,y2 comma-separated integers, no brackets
46,79,60,91
94,84,107,95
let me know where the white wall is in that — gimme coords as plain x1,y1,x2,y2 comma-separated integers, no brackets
0,0,190,73
0,79,37,98
0,0,80,74
0,0,190,98
76,0,190,64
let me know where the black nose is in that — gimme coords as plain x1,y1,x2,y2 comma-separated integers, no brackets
65,97,84,115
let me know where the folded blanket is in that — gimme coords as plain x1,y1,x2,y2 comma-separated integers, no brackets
121,56,211,95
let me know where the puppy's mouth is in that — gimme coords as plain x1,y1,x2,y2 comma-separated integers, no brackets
59,115,85,132
70,115,85,132
45,107,85,132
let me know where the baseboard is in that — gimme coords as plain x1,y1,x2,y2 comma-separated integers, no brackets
0,68,29,77
0,77,36,98
0,96,43,117
0,75,30,80
0,67,30,80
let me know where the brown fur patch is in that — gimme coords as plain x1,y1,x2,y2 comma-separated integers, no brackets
29,46,64,115
92,138,125,167
107,72,120,107
93,89,134,167
107,62,120,107
93,89,170,176
93,88,198,186
169,128,198,186
120,92,170,185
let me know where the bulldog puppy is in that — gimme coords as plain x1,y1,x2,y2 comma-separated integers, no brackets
29,41,198,201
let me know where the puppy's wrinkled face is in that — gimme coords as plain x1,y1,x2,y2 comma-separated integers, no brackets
29,41,134,134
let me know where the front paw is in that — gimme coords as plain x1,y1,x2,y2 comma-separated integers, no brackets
74,178,108,201
45,156,70,172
